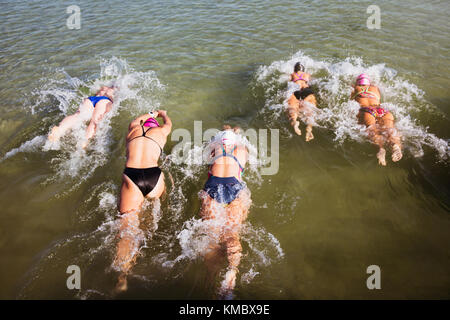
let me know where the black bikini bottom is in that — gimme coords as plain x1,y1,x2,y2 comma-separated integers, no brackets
293,87,314,100
123,167,162,197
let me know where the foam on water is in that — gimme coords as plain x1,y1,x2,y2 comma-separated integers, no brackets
240,267,260,285
2,135,46,161
255,51,450,160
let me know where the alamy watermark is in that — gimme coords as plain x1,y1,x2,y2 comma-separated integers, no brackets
66,265,81,290
171,121,279,175
366,265,381,290
366,5,381,30
66,5,81,30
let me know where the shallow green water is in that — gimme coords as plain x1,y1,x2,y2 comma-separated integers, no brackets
0,0,449,299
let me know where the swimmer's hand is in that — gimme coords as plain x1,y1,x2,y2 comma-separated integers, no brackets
157,110,167,117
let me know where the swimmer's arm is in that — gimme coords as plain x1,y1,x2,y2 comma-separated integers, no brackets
158,110,172,136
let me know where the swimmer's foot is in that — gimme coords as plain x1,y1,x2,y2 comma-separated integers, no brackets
219,268,237,300
293,121,302,136
114,273,128,294
48,126,60,142
305,128,314,142
81,140,89,150
391,144,403,162
377,148,387,166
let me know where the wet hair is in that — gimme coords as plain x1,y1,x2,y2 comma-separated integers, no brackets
294,62,305,73
294,87,314,100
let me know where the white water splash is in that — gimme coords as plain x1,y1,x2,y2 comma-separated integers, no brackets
240,267,260,285
255,51,450,160
2,135,46,161
3,57,166,193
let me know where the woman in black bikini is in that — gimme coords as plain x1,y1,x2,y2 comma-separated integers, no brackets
288,62,318,141
113,110,172,293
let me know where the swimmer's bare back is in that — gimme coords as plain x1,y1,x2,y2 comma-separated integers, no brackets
352,85,381,107
125,112,171,168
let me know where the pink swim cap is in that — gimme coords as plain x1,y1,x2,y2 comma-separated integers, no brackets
356,73,370,86
143,117,160,128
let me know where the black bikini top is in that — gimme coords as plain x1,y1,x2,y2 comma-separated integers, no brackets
128,120,163,154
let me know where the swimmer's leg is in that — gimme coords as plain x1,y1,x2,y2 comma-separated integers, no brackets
112,209,143,293
391,143,402,162
376,147,387,166
82,102,108,149
113,174,145,293
287,106,301,135
145,172,165,200
48,100,92,142
359,111,386,166
199,192,226,290
219,189,251,299
200,191,223,250
200,190,217,221
301,95,317,141
379,112,403,162
204,243,225,293
301,106,315,142
305,124,314,142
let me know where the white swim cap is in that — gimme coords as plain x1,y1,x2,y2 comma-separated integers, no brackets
216,130,237,146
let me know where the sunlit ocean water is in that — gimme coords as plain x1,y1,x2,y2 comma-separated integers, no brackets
0,0,449,299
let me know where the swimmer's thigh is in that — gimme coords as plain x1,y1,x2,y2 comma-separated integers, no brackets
378,111,395,128
358,110,376,127
119,174,145,213
146,172,165,199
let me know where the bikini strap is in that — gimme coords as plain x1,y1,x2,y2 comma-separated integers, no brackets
221,144,236,156
142,122,156,138
293,72,302,81
141,121,147,136
212,144,245,173
293,72,308,82
354,86,380,100
128,121,163,153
